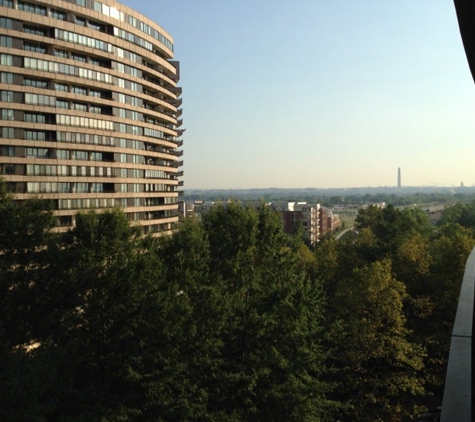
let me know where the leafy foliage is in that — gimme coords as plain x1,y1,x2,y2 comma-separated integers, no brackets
325,260,425,420
0,185,472,421
437,200,475,229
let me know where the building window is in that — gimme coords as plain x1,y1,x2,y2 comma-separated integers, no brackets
71,86,87,95
0,54,12,66
56,150,69,160
24,78,48,88
89,105,101,114
27,182,59,193
73,103,87,111
24,113,46,124
50,9,66,20
0,36,12,48
76,182,88,193
75,151,87,160
130,82,141,92
56,100,69,109
54,49,68,58
58,183,70,193
1,127,15,138
90,152,102,161
55,83,68,92
75,16,86,26
25,93,55,107
0,72,13,84
144,127,166,139
0,0,14,7
88,20,104,31
1,91,13,102
1,164,14,175
0,18,12,29
1,109,14,121
55,29,112,54
27,165,56,176
89,56,108,67
24,43,47,53
18,1,46,15
89,89,102,98
1,146,14,156
24,25,47,36
71,53,86,63
25,147,48,157
24,130,46,141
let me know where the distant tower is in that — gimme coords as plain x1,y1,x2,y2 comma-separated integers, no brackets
397,167,401,188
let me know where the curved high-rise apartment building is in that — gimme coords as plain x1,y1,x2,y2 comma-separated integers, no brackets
0,0,183,235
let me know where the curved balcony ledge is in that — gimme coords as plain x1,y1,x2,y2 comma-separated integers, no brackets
441,246,475,421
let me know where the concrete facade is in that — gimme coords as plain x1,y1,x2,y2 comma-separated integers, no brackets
0,0,183,235
270,201,320,244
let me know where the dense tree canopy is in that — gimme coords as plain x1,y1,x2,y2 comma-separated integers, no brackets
1,183,473,421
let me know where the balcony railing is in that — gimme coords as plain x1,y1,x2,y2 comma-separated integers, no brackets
440,246,475,421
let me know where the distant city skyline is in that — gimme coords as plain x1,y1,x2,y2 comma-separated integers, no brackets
122,1,475,189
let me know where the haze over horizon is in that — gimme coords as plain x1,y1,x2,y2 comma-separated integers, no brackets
121,0,475,190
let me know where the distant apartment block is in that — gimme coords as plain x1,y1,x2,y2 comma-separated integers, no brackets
269,202,320,244
319,206,328,238
326,209,341,234
0,0,183,235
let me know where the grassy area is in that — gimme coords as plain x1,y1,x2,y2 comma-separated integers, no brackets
336,209,358,230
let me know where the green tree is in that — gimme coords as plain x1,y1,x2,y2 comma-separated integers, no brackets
0,180,56,348
421,223,475,400
355,205,431,258
43,209,171,420
437,201,475,229
0,179,64,421
202,203,331,421
154,217,227,421
326,260,425,421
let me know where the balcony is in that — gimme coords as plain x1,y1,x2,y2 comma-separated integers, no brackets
169,86,182,97
170,98,183,107
443,4,475,418
441,246,475,421
169,149,183,157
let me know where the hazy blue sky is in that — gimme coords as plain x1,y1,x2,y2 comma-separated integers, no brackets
120,0,475,189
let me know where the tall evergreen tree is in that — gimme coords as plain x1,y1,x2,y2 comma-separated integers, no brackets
202,203,331,421
45,209,169,420
0,179,61,421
